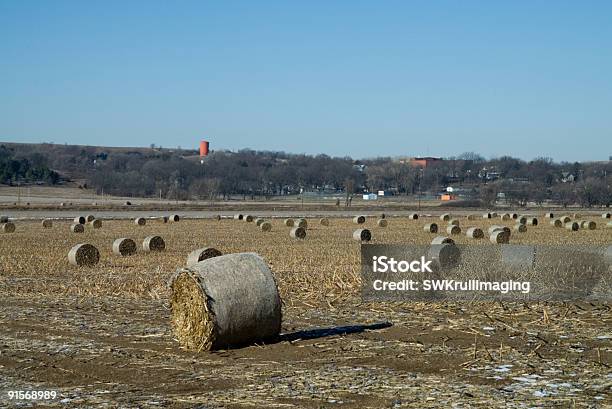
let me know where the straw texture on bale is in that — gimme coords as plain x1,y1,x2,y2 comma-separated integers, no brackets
353,215,366,224
70,223,84,233
431,236,454,245
89,219,102,229
135,217,146,226
466,227,484,239
68,243,100,267
260,222,272,232
284,218,294,227
440,213,451,221
428,243,461,269
580,220,596,230
446,225,461,235
234,214,244,220
244,215,254,222
565,222,579,231
545,212,554,218
514,223,527,233
295,219,307,228
170,214,180,222
408,213,419,220
353,229,372,242
1,222,15,233
290,227,306,239
377,219,388,227
424,223,438,233
143,235,165,252
41,219,53,228
490,230,510,244
448,219,460,226
74,216,86,224
170,253,282,351
186,247,222,267
550,219,563,227
113,238,137,256
86,215,95,222
319,218,329,226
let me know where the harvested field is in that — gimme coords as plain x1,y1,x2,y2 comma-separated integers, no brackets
0,214,610,407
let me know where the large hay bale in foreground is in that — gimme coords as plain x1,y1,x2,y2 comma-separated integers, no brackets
290,227,306,239
408,213,419,220
68,243,100,267
428,243,461,269
377,219,387,227
446,225,461,235
1,222,15,233
466,227,484,239
319,218,329,226
70,223,84,233
353,229,372,242
260,222,272,232
186,247,222,267
113,238,137,256
89,219,102,229
353,215,366,224
86,215,95,222
490,230,510,244
143,235,165,252
41,219,53,228
565,221,579,231
170,253,282,351
431,236,454,245
440,213,451,221
135,217,146,226
424,223,438,233
284,218,294,227
74,216,86,225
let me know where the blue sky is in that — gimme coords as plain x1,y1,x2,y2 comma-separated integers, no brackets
1,1,611,161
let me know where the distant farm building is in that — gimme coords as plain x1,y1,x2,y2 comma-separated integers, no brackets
398,157,443,168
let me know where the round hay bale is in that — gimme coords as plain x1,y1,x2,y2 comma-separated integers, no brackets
379,213,386,219
234,214,244,221
89,219,102,229
560,216,571,223
143,235,165,252
424,223,438,233
214,215,221,221
490,212,498,218
68,243,100,267
466,227,484,239
565,221,579,231
483,213,492,219
488,225,510,235
580,220,596,230
550,219,563,227
86,215,95,222
255,218,265,226
125,201,132,206
162,216,169,223
377,219,387,227
517,216,527,225
428,243,461,268
319,218,329,226
135,217,146,226
490,230,510,244
500,213,511,221
408,213,419,220
70,223,84,233
260,221,272,232
60,202,66,207
295,218,307,229
545,212,554,218
244,215,254,222
514,223,527,233
571,213,580,219
511,213,518,219
440,213,451,221
41,219,53,228
353,228,372,242
170,253,281,351
290,227,306,239
526,217,538,226
1,222,16,233
113,238,137,256
186,247,222,267
448,219,460,226
170,214,180,222
74,216,86,225
446,225,461,235
431,236,454,245
0,215,9,223
284,218,294,227
466,214,476,220
602,213,611,219
353,215,366,224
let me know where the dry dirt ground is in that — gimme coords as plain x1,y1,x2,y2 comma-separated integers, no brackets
0,215,610,408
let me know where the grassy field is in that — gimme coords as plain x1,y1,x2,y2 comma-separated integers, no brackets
0,213,611,407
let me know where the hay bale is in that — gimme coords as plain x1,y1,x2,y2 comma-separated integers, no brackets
560,216,571,223
68,243,100,267
511,213,518,219
353,215,366,224
431,236,454,245
170,214,180,222
379,213,386,219
446,225,461,235
290,227,306,239
483,213,492,219
602,213,611,219
466,214,476,220
550,219,563,227
517,216,528,225
214,215,221,221
255,218,265,226
377,219,387,227
408,213,419,220
488,225,510,235
448,219,460,226
70,223,84,233
490,212,498,218
353,228,372,242
500,213,511,221
526,217,538,226
565,221,579,231
545,212,554,218
1,222,15,233
135,217,146,226
319,218,329,226
490,230,510,244
514,223,527,233
113,238,137,256
260,221,272,232
86,215,95,222
284,218,294,227
41,219,53,228
244,215,254,222
295,218,307,228
74,216,86,224
89,219,102,229
186,247,222,267
440,213,451,221
428,243,461,268
0,216,8,223
170,253,281,351
466,227,484,239
424,223,438,233
162,216,169,223
125,201,132,206
234,214,244,220
143,235,165,252
580,220,596,230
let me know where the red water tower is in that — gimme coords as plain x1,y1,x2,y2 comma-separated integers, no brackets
199,140,209,157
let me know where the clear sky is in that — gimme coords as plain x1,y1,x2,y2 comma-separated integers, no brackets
1,1,611,161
